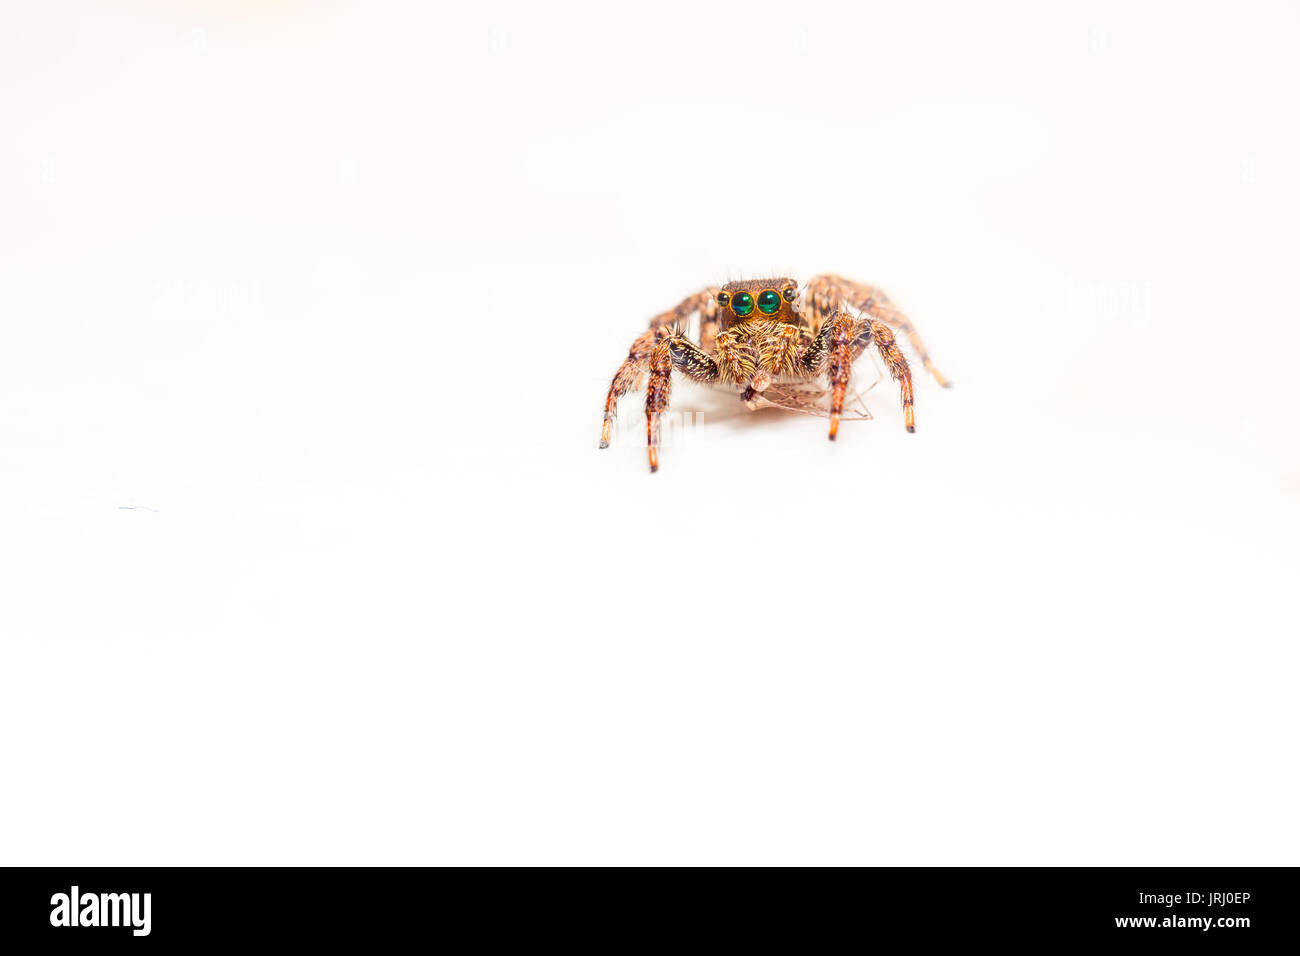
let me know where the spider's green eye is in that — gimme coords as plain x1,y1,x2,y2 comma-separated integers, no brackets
757,290,781,314
731,291,754,316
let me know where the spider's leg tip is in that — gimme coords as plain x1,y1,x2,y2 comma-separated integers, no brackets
598,439,610,449
941,381,954,389
648,463,659,473
907,425,916,433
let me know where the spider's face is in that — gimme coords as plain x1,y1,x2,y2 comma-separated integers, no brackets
716,278,799,324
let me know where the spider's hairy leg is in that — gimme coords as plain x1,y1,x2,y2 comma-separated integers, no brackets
807,274,952,387
822,311,859,440
798,311,854,438
862,319,916,433
645,339,670,472
644,332,719,472
600,288,717,448
600,328,656,448
799,310,916,438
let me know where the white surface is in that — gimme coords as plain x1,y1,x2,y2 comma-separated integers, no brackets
2,1,1298,865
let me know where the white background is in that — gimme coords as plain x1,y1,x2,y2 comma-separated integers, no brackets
2,1,1298,865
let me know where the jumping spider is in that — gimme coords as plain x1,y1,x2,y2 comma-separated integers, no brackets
599,274,951,471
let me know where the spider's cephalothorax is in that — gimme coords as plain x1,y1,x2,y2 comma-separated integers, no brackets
599,274,951,471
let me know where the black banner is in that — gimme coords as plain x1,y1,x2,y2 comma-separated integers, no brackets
0,867,1294,946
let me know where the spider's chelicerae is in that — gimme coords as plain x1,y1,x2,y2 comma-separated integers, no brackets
599,274,951,471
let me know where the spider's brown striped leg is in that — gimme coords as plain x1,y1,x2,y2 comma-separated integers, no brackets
799,311,916,438
644,339,672,473
601,325,718,467
600,327,657,448
799,310,858,440
600,288,718,448
807,274,951,387
643,333,719,472
825,313,857,441
862,319,916,433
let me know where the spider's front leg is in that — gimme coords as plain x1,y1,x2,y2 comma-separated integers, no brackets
807,274,952,388
600,327,719,472
599,288,717,449
645,333,720,472
800,310,915,440
600,327,656,449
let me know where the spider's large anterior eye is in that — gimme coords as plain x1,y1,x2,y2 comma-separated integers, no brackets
757,290,781,314
731,291,754,316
